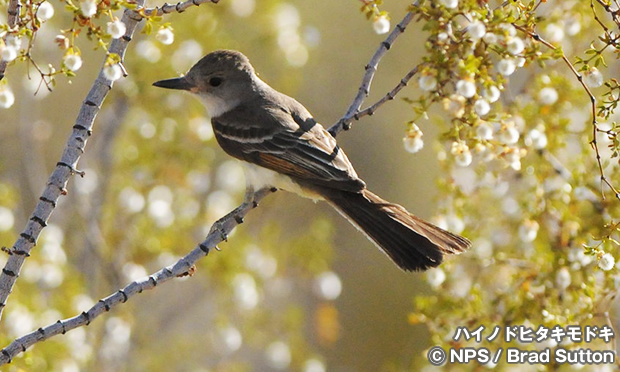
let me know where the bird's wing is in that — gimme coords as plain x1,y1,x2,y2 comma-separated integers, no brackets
211,97,365,192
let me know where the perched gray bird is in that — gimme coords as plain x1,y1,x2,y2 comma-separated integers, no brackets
153,50,470,271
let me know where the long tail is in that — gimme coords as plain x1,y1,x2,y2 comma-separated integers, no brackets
322,188,470,271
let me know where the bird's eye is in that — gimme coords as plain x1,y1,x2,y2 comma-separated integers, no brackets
209,77,223,87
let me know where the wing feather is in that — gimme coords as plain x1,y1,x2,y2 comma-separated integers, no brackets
211,95,364,192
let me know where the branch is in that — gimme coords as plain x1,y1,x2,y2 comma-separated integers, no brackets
347,65,420,123
514,24,620,201
328,2,418,136
0,0,21,81
0,0,420,362
140,0,219,17
0,188,273,365
595,0,620,29
0,2,152,322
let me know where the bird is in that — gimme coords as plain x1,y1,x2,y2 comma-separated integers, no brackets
153,49,470,271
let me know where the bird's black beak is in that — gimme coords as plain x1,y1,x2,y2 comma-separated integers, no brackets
152,77,194,91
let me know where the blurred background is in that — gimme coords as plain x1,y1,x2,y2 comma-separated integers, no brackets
0,1,447,371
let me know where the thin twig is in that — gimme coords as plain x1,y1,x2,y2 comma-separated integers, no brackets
349,65,420,123
514,24,620,201
595,0,620,28
328,2,418,136
0,0,22,81
139,0,219,17
592,0,611,34
0,188,272,365
0,1,151,323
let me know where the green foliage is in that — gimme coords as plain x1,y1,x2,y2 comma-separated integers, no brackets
391,0,620,369
2,0,620,370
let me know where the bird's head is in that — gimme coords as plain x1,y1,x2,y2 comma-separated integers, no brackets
153,49,257,117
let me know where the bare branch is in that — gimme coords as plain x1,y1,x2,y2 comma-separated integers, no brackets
140,0,219,17
328,2,418,136
595,0,620,29
0,1,147,322
0,0,224,326
0,188,273,365
349,65,420,123
0,0,22,81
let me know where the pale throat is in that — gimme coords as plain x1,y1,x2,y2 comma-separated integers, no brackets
199,93,240,118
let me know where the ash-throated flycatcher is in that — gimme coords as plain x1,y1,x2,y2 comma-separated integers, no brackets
153,50,470,271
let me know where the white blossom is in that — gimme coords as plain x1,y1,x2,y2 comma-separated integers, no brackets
80,0,97,18
519,220,539,242
497,123,520,144
451,142,472,167
506,37,525,55
456,79,476,98
474,98,490,116
599,253,615,271
372,15,390,35
525,128,548,149
5,35,21,49
37,1,54,21
483,32,498,44
103,64,123,81
555,267,571,290
539,87,558,105
0,88,15,109
403,124,424,153
443,94,465,118
545,23,564,43
565,18,581,36
483,85,501,102
476,121,493,140
63,53,83,71
418,74,437,91
473,142,494,162
449,266,472,298
584,68,604,88
426,268,446,289
447,214,465,234
0,46,17,62
499,23,517,37
501,146,523,170
467,21,486,39
439,0,458,9
497,59,517,76
156,28,174,45
107,19,126,39
568,248,593,268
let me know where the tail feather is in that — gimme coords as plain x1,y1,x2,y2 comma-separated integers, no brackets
323,188,470,271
